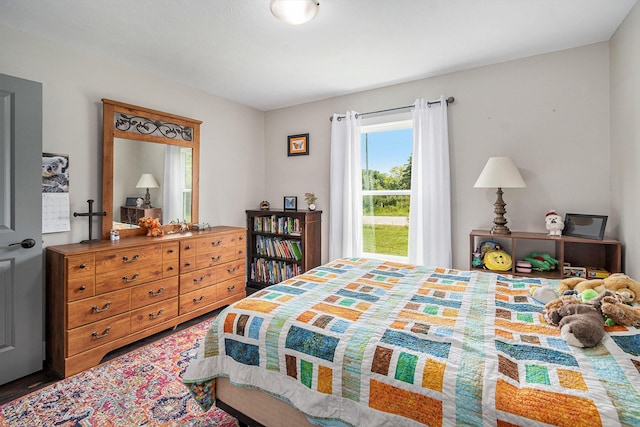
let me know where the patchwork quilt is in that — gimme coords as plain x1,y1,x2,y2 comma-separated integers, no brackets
183,258,640,426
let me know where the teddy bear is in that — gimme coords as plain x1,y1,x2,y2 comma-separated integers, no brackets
545,210,564,236
545,290,640,330
557,273,640,304
138,216,164,237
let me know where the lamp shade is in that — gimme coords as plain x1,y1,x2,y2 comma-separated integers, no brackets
136,173,159,189
270,0,319,25
473,157,526,188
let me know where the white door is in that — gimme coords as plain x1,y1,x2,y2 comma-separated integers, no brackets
0,73,43,385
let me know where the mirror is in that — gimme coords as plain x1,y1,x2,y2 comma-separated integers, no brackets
101,99,200,240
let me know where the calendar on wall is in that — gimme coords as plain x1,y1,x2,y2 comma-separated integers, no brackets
42,152,70,233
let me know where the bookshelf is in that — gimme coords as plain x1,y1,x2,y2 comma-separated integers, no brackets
469,230,622,279
246,209,322,292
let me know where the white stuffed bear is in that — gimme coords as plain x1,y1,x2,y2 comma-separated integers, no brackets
545,210,564,236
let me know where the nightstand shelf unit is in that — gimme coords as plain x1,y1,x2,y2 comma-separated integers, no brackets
469,230,622,279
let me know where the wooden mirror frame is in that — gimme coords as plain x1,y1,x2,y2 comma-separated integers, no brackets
101,99,201,240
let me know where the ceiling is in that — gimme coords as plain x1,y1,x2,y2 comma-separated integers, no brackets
0,0,636,111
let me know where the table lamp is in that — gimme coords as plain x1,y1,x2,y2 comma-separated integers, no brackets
136,173,159,208
473,157,526,234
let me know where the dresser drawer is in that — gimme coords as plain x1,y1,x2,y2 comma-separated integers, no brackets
95,264,163,294
66,254,95,279
213,259,245,282
95,244,162,273
67,276,95,302
179,285,218,315
179,267,217,294
130,298,179,333
195,245,236,270
130,277,179,310
66,312,131,356
180,240,196,255
216,276,245,300
180,255,196,274
162,242,179,261
194,234,235,253
67,288,131,329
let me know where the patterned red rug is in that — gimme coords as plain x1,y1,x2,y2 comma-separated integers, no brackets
0,316,237,427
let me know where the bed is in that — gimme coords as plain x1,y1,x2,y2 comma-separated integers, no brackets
182,258,640,426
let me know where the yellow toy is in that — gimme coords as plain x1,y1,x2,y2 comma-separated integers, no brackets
557,273,640,304
483,249,512,271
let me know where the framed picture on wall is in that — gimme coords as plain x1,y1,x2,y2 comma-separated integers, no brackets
284,196,297,211
287,134,309,156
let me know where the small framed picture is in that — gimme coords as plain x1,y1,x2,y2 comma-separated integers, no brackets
287,133,309,156
564,213,608,240
125,196,141,207
284,196,298,211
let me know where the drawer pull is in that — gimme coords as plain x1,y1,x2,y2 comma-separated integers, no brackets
227,285,236,291
227,267,238,274
185,245,192,250
92,302,112,313
211,255,221,262
79,263,87,269
211,240,222,247
193,275,206,284
122,254,140,263
168,248,175,254
185,262,191,267
239,236,244,241
79,285,86,291
149,287,164,297
92,327,111,339
168,265,175,271
122,273,140,283
149,309,164,319
193,295,205,304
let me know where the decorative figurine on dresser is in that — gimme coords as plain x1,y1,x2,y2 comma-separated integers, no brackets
45,100,246,378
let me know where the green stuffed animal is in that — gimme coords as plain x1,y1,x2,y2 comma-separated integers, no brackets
523,253,559,271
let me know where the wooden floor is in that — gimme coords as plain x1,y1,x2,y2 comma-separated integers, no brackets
0,310,219,407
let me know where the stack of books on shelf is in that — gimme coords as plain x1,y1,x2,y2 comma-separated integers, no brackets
256,235,302,261
253,215,301,235
250,258,302,285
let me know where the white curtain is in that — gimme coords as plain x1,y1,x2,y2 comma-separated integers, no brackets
329,112,363,260
408,96,452,267
163,145,183,223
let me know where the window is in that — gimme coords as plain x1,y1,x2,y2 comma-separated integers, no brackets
180,147,192,223
361,119,412,261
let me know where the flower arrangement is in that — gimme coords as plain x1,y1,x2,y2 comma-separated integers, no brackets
304,192,317,205
138,217,164,237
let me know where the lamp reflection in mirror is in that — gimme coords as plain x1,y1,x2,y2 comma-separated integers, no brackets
136,173,159,209
269,0,319,25
473,157,526,235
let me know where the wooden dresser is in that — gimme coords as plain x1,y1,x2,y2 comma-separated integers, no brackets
45,226,245,378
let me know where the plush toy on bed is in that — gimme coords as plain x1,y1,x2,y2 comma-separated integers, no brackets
557,273,640,304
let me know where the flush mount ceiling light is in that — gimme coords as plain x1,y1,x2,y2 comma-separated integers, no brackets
270,0,319,25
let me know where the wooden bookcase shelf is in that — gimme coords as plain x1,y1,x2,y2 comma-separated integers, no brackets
469,229,622,279
246,209,322,292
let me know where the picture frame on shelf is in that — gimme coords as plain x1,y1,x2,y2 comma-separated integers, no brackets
284,196,297,211
564,213,608,240
287,133,309,156
125,196,141,207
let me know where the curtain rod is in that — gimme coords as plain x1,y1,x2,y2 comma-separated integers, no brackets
330,96,455,121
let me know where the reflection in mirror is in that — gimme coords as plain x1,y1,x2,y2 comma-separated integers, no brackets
113,138,193,229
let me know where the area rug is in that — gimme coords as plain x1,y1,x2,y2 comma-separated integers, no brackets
0,316,237,427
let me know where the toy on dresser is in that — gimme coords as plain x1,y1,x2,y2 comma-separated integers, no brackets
545,210,564,236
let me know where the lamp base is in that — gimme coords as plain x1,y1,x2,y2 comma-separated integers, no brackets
490,187,511,234
143,188,152,209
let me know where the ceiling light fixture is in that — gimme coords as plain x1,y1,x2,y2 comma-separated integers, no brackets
270,0,319,25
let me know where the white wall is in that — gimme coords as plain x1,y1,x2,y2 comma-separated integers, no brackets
610,1,640,277
0,25,265,247
265,43,611,269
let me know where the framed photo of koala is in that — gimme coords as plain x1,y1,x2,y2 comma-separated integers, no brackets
42,152,69,193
